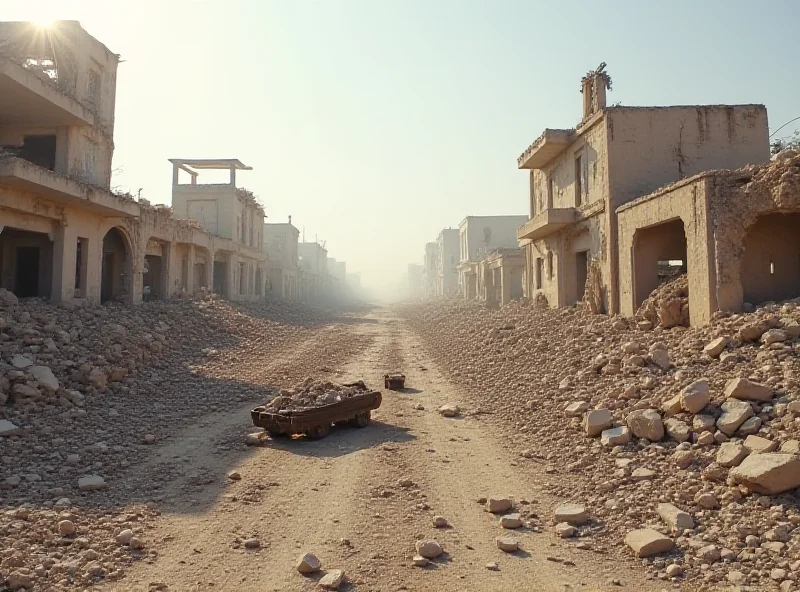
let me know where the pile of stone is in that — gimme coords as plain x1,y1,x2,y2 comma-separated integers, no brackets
265,379,370,412
0,291,371,590
401,292,800,590
636,274,689,329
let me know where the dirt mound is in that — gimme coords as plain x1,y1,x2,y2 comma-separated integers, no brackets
636,274,689,328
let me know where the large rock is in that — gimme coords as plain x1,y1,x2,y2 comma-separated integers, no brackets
565,401,589,417
724,377,773,402
438,404,460,418
625,529,675,557
703,336,729,358
650,349,671,370
730,453,800,494
0,419,21,436
496,536,518,552
717,400,754,436
601,426,631,447
680,379,710,414
761,329,788,345
499,514,523,529
29,365,59,392
584,409,613,437
657,503,695,533
717,442,749,468
662,394,683,417
415,539,443,559
554,503,588,526
296,552,322,574
11,355,32,369
626,409,664,441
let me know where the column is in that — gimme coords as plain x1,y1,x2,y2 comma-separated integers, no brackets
226,255,235,300
161,241,173,298
51,223,78,304
500,264,511,307
186,245,196,295
85,235,101,303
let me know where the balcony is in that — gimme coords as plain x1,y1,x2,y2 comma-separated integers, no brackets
517,129,573,169
0,58,94,126
517,208,576,241
0,157,138,216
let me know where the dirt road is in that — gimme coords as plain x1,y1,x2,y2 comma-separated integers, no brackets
100,308,665,592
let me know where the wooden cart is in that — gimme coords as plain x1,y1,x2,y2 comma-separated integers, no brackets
251,387,382,440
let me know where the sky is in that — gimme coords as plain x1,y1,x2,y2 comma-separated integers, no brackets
6,0,800,296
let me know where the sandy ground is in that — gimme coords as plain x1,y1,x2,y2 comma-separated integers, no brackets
95,308,667,592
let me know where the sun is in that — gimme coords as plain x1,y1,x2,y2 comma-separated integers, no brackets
32,18,55,28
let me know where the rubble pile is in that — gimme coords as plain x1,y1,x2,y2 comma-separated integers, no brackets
0,291,371,590
636,274,690,329
402,294,800,590
266,379,370,412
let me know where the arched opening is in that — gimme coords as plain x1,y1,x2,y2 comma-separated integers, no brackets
0,228,54,299
101,227,132,303
742,213,800,305
143,238,168,301
633,218,687,308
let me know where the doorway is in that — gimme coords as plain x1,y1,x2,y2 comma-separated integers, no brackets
576,251,589,303
15,247,40,297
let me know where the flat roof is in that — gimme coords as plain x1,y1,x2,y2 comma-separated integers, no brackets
168,158,252,171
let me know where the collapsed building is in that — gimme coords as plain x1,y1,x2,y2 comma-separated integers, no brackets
0,21,270,305
515,63,772,322
477,247,526,307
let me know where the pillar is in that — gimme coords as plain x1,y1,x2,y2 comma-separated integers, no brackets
85,234,101,303
161,241,173,298
186,245,196,294
226,255,235,300
500,264,511,307
51,223,78,304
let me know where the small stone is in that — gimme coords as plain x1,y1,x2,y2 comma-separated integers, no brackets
664,418,690,443
432,516,448,528
631,467,656,481
692,414,715,433
696,431,715,445
762,329,788,345
29,365,59,392
228,471,241,481
499,513,523,529
243,538,261,549
245,432,265,446
78,475,106,491
412,555,429,567
438,404,460,417
666,564,683,578
496,536,518,552
737,416,762,436
694,493,719,509
697,544,721,563
58,520,76,536
398,478,414,487
657,503,694,533
717,399,754,436
743,435,778,454
625,529,674,557
0,419,22,437
415,539,443,559
554,503,588,526
485,561,499,571
486,498,512,514
650,348,671,370
565,401,589,417
672,449,695,469
780,440,800,454
600,426,630,447
724,377,773,402
319,569,345,589
11,354,33,369
296,552,322,574
584,409,613,437
626,409,664,441
662,395,683,417
717,442,749,468
681,379,711,414
130,537,145,550
116,529,135,545
703,337,729,358
556,522,576,538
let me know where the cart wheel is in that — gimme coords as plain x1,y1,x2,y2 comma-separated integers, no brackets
350,411,371,428
307,423,331,440
384,380,389,389
266,429,285,439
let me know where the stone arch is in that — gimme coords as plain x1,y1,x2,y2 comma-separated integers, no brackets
741,212,800,306
101,226,134,303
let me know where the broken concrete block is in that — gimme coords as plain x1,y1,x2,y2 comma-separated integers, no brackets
657,503,695,533
717,399,754,436
625,529,675,557
724,377,773,402
730,453,800,494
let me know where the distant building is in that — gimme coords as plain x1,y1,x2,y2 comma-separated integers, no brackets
264,221,300,300
457,215,527,300
436,228,459,297
422,242,438,298
407,263,423,296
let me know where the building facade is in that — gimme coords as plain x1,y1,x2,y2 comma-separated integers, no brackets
169,158,268,301
436,228,459,298
423,242,438,298
516,65,769,315
457,215,527,300
298,241,329,302
263,221,300,300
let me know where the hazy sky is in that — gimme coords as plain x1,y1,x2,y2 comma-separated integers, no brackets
8,0,800,293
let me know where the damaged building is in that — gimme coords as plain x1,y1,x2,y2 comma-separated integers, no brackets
516,63,770,317
0,21,268,305
263,219,300,300
618,151,800,326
